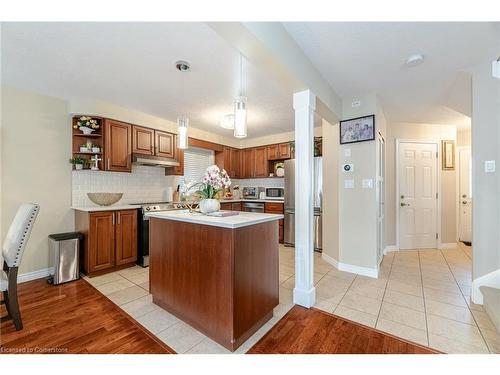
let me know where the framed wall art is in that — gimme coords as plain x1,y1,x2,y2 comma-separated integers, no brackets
340,115,375,145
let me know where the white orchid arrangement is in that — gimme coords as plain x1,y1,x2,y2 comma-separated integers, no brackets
74,116,99,130
188,165,231,199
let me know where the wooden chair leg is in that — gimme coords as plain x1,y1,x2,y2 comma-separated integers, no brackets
2,290,11,316
7,267,22,331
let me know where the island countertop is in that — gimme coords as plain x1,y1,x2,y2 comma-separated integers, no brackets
145,210,283,229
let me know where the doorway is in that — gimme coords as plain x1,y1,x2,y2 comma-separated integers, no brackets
458,146,472,245
397,141,438,250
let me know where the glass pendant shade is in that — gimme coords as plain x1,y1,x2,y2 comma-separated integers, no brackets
220,114,235,129
177,115,189,149
233,97,247,138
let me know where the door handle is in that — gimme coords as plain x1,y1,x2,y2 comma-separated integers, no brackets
400,202,410,207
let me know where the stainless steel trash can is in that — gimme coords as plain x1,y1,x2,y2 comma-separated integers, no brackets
48,232,83,285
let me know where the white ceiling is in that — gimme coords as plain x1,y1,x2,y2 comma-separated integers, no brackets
1,22,294,138
284,22,500,125
3,22,499,137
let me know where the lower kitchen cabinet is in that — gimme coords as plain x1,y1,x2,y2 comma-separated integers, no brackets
265,202,284,244
76,209,138,276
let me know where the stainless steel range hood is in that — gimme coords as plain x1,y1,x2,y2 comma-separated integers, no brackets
132,154,180,168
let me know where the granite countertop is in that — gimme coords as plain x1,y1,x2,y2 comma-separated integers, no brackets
71,204,141,212
145,210,283,229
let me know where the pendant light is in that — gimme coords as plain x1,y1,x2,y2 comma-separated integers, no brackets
234,54,247,138
175,60,190,149
177,114,189,149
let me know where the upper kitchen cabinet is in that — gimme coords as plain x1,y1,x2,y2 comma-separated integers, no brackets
241,148,255,178
216,147,241,179
231,148,241,178
267,142,291,160
254,146,268,177
132,126,154,155
166,135,184,176
104,119,132,172
155,130,175,158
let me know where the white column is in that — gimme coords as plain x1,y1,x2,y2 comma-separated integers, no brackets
293,90,316,308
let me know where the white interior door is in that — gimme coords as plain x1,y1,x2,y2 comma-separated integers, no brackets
458,147,472,243
398,142,438,249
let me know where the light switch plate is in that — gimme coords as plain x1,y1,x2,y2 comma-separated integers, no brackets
485,160,496,173
344,148,352,157
344,179,355,189
362,179,374,189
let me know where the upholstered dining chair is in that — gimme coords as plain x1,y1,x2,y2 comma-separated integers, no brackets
1,203,40,331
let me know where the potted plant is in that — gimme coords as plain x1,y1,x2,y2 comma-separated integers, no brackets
80,143,89,153
69,156,86,170
91,144,100,153
188,165,231,214
73,116,99,135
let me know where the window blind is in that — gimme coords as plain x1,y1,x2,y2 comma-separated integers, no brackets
181,147,214,188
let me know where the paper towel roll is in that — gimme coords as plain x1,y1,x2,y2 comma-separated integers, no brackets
165,187,173,202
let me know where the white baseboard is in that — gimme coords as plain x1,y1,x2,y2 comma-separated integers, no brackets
321,253,338,268
17,267,53,283
438,242,457,249
338,262,378,279
293,286,316,308
321,253,378,279
472,268,500,305
383,246,398,255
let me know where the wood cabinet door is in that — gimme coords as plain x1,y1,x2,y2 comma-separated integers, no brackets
241,148,255,178
132,126,154,155
88,212,115,272
104,119,132,172
278,142,291,159
231,149,241,178
223,147,233,176
166,135,184,176
155,131,175,158
267,144,280,160
115,210,138,266
264,202,284,214
220,202,232,210
254,147,268,177
231,202,242,211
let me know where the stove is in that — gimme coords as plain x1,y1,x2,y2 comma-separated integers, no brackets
137,202,191,267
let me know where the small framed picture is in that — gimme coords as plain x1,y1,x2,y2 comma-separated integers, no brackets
442,140,455,170
340,115,375,144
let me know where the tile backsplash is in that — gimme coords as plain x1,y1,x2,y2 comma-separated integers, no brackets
232,178,284,189
72,165,181,207
72,167,284,207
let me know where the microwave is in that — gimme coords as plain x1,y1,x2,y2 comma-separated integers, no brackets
265,187,285,200
242,186,259,199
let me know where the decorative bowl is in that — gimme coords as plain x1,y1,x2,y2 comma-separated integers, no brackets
87,192,123,206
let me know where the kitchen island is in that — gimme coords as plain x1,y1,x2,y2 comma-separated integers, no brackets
146,210,283,351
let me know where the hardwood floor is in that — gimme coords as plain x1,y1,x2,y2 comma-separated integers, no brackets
247,306,439,354
0,279,174,354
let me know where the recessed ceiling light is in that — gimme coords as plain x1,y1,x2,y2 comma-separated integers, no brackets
405,54,425,68
175,60,191,72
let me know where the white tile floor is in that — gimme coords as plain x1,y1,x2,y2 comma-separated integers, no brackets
85,243,500,354
311,243,500,354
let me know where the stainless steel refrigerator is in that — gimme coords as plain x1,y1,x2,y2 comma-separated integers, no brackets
284,157,323,252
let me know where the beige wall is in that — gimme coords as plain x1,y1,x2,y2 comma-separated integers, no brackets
322,119,339,261
385,122,457,247
1,86,73,275
457,128,472,147
338,95,383,270
471,60,500,280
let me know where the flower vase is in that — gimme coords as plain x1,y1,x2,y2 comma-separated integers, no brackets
199,199,220,214
79,127,94,135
